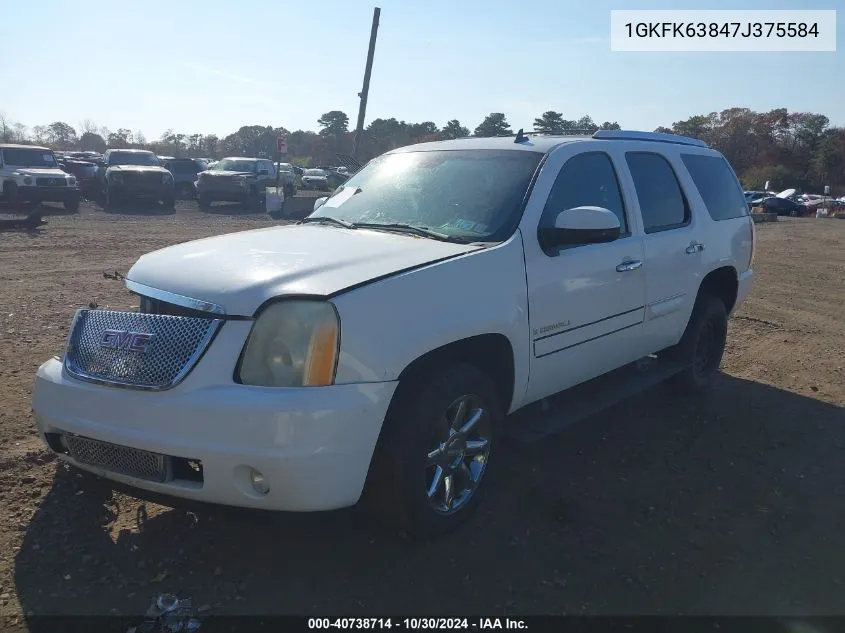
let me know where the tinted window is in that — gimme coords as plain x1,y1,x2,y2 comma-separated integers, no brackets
682,154,748,220
626,152,689,233
540,152,628,237
108,151,160,167
2,148,57,168
168,161,197,174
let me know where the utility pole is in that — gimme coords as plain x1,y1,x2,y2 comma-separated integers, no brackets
352,7,381,160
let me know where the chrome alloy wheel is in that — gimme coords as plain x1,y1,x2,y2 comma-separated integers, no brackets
425,394,492,515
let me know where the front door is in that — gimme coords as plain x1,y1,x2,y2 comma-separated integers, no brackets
521,146,649,405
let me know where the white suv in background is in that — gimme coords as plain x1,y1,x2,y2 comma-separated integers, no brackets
32,130,754,538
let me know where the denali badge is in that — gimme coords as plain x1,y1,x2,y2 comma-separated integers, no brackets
100,330,155,353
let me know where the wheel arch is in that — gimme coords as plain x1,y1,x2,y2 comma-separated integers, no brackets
393,333,517,414
696,265,739,315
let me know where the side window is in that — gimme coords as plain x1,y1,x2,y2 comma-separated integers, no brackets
626,152,690,233
681,153,749,220
539,151,629,248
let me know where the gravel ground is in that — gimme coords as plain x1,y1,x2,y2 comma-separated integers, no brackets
0,203,843,629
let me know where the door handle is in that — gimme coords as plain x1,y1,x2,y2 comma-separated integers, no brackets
616,259,643,272
686,241,705,254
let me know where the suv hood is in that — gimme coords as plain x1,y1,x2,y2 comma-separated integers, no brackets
107,165,169,173
127,225,484,316
203,170,254,177
13,167,68,178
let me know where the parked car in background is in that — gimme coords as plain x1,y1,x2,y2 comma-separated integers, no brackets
759,196,806,216
0,144,81,212
97,149,175,210
163,158,208,198
326,168,351,189
744,190,776,208
57,155,100,199
301,168,330,190
276,162,297,198
195,157,276,210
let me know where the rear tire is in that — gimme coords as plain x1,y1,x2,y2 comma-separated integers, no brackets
161,196,176,211
666,295,728,395
364,363,502,539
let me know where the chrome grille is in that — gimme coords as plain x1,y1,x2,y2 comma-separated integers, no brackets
64,309,221,390
63,434,170,482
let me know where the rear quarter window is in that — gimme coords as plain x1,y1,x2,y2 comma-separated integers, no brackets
681,153,749,221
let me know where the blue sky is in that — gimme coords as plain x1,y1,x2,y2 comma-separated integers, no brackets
2,0,843,140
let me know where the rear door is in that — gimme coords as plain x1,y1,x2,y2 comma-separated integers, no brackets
619,148,703,353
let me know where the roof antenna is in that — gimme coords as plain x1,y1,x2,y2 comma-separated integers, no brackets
514,128,529,143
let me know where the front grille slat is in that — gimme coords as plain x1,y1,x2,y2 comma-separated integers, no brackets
63,435,170,482
35,177,66,187
64,309,221,390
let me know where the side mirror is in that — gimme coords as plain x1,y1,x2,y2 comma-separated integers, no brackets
313,196,328,211
538,206,621,250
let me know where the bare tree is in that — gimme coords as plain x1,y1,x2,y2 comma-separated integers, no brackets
12,123,28,142
78,119,99,136
0,112,10,142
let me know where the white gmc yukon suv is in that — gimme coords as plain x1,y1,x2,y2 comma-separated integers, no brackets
32,130,754,537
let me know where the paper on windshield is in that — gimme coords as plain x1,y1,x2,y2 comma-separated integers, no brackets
322,187,358,208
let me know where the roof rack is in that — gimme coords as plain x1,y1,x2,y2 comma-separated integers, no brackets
514,128,596,143
591,129,708,148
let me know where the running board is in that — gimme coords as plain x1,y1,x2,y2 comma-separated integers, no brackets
503,356,689,443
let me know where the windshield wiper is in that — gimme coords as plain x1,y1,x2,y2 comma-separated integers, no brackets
351,222,469,243
298,216,356,229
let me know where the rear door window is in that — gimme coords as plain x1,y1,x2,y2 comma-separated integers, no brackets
681,154,749,220
626,152,690,233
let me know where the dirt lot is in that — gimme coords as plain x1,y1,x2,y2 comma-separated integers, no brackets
0,203,843,627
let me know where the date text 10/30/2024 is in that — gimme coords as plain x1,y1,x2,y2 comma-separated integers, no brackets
308,618,528,630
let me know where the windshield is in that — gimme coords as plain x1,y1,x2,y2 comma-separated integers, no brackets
2,148,58,168
109,152,161,166
309,149,542,242
304,169,326,176
212,159,257,172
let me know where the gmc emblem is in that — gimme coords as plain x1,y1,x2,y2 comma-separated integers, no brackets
99,330,155,353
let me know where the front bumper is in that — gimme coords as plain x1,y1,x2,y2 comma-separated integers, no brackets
17,185,80,203
32,323,397,511
197,189,253,202
108,183,173,199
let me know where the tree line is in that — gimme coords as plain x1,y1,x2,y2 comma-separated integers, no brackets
1,107,843,194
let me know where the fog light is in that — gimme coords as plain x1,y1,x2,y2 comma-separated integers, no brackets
250,469,269,495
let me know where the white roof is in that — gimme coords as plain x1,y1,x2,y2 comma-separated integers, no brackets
387,129,708,155
0,143,51,151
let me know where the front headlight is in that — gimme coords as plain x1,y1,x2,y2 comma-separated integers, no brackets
235,176,247,188
23,176,32,185
67,176,77,186
161,172,172,184
237,300,340,387
109,172,123,184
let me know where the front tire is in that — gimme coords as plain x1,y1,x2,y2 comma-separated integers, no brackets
365,363,501,539
161,195,176,211
667,295,728,395
104,187,118,211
